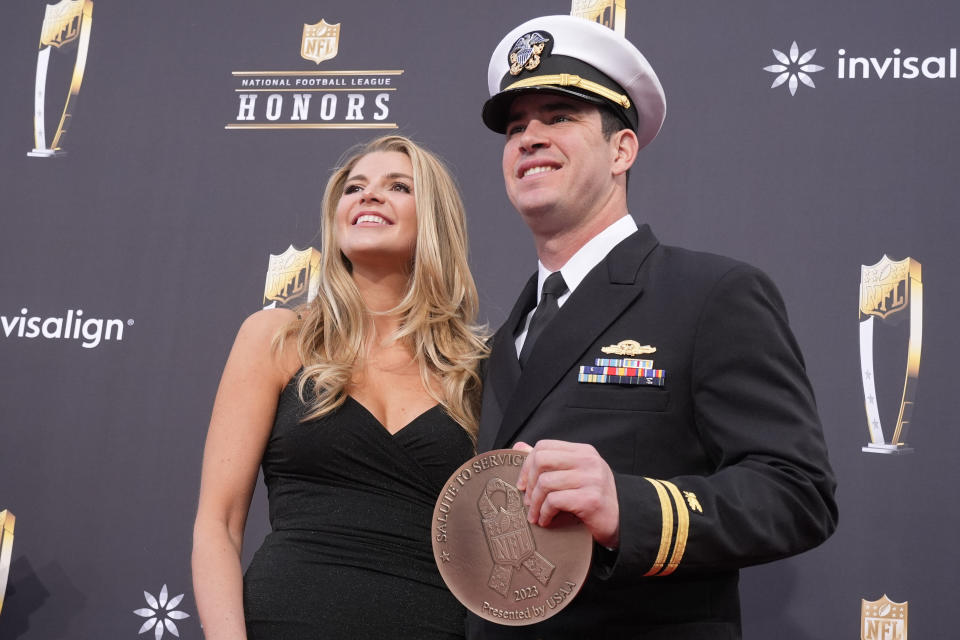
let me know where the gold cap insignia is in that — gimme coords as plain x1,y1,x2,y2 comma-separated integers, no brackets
601,340,656,356
508,31,550,76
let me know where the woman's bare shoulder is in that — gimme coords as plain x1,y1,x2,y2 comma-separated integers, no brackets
232,308,302,385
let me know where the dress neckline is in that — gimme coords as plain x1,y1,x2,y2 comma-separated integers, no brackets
346,395,442,437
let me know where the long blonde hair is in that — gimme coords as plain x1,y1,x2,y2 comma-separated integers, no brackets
279,135,488,438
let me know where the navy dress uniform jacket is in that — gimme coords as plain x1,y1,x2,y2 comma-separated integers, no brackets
467,225,838,640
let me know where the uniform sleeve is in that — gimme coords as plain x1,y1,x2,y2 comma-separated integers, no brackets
597,265,838,580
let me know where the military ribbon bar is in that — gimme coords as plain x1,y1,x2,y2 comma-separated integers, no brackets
594,358,654,368
577,368,666,386
580,365,663,377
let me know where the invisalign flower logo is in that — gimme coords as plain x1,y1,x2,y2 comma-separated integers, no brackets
764,42,824,95
133,584,190,639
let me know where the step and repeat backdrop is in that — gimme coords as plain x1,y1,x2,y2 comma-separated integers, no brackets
1,1,957,638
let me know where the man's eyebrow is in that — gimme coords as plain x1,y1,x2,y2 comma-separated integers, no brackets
541,101,582,112
507,100,584,122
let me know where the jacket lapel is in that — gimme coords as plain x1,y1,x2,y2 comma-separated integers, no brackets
478,273,537,452
491,227,660,449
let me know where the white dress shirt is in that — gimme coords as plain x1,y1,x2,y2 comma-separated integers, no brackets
515,215,639,356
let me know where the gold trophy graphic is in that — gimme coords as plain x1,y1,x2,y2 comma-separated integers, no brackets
28,0,94,157
570,0,626,35
0,510,14,615
859,256,922,454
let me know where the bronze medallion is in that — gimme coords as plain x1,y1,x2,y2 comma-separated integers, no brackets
432,450,592,626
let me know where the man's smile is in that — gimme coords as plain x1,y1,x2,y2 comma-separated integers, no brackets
517,160,561,179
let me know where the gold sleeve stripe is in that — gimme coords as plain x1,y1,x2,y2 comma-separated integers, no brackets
504,74,632,109
658,481,690,577
643,478,674,577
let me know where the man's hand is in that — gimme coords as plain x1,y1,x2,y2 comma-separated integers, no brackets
514,440,620,549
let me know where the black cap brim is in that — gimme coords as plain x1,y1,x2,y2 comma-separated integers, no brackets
482,85,615,133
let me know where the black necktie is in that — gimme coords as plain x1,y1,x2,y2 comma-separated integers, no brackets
518,271,568,368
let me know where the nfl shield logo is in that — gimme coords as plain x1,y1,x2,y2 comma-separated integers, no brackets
859,255,915,321
262,245,321,308
301,20,340,64
40,0,85,49
861,594,907,640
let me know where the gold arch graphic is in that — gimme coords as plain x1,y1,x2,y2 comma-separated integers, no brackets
0,510,14,615
859,256,922,454
28,0,94,157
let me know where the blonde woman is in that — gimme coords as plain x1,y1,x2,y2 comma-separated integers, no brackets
192,136,486,639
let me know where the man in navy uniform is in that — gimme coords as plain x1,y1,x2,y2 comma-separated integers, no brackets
471,15,837,639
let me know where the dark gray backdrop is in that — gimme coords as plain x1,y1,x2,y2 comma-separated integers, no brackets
1,1,957,638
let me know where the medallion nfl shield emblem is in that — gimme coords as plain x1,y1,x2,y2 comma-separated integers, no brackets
478,477,555,597
861,594,907,640
301,20,340,64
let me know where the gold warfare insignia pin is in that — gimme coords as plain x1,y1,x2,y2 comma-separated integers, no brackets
600,340,656,356
508,32,550,76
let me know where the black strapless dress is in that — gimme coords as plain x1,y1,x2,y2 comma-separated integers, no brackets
243,375,474,639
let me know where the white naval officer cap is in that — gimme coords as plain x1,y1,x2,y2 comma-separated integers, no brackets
482,14,666,150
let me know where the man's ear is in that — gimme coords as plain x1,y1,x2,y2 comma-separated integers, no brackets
611,128,639,177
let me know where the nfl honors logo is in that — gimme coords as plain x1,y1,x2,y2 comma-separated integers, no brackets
229,17,400,129
301,20,340,64
861,594,908,640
